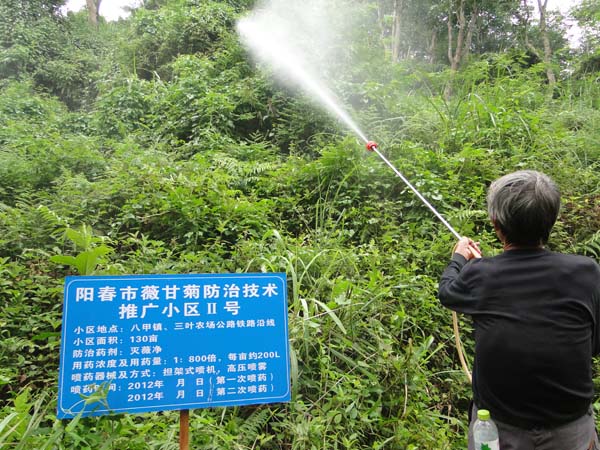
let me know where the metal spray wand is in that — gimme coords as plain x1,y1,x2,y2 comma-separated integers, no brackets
364,140,474,382
365,141,461,240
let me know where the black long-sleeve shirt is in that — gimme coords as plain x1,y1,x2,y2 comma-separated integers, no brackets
438,248,600,429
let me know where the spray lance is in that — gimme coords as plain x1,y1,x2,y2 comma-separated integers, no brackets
365,141,462,240
364,140,477,382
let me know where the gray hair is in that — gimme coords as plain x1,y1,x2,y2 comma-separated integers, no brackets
487,170,560,246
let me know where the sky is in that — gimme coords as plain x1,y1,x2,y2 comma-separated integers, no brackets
64,0,141,21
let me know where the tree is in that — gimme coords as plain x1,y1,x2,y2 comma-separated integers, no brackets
121,0,237,80
571,0,600,53
470,0,521,54
536,0,556,85
0,0,66,79
376,0,448,62
521,0,556,85
447,0,478,72
0,0,109,109
86,0,102,26
442,0,479,97
391,0,403,62
379,0,523,64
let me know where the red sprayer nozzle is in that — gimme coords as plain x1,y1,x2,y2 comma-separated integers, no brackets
366,141,378,152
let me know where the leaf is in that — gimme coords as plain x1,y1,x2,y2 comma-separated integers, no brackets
312,298,347,335
65,225,94,250
50,255,77,267
51,240,112,275
0,413,19,435
13,389,30,413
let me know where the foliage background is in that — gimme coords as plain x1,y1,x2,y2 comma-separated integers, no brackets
1,0,600,448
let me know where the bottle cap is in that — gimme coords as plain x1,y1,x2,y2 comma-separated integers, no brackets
477,409,491,421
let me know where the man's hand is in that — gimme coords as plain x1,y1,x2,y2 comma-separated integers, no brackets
452,236,482,261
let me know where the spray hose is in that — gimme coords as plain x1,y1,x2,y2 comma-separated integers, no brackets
365,141,473,383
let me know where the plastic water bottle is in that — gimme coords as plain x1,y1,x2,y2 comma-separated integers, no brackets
473,409,499,450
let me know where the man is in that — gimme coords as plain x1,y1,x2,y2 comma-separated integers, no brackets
438,170,600,450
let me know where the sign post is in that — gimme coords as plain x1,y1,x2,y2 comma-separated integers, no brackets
180,409,189,450
57,272,290,428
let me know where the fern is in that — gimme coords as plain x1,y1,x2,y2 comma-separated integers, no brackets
235,407,274,448
211,153,279,189
449,208,487,223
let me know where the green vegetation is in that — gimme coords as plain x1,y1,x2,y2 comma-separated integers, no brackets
1,0,600,448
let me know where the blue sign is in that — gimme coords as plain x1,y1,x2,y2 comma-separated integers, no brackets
57,273,290,418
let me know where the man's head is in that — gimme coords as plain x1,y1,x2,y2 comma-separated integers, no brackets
487,170,560,247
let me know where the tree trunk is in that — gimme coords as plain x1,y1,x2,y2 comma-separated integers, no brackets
521,0,541,63
536,0,556,85
445,1,455,98
463,3,478,61
447,0,468,72
445,0,478,98
391,0,404,62
521,0,555,86
428,29,437,63
447,0,454,70
86,0,102,26
376,0,386,48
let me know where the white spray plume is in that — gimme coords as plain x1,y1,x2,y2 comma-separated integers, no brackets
238,1,468,241
237,0,369,143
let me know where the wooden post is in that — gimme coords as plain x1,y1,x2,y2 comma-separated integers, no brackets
180,409,189,450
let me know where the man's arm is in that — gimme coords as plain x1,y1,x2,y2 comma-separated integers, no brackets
438,237,482,314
